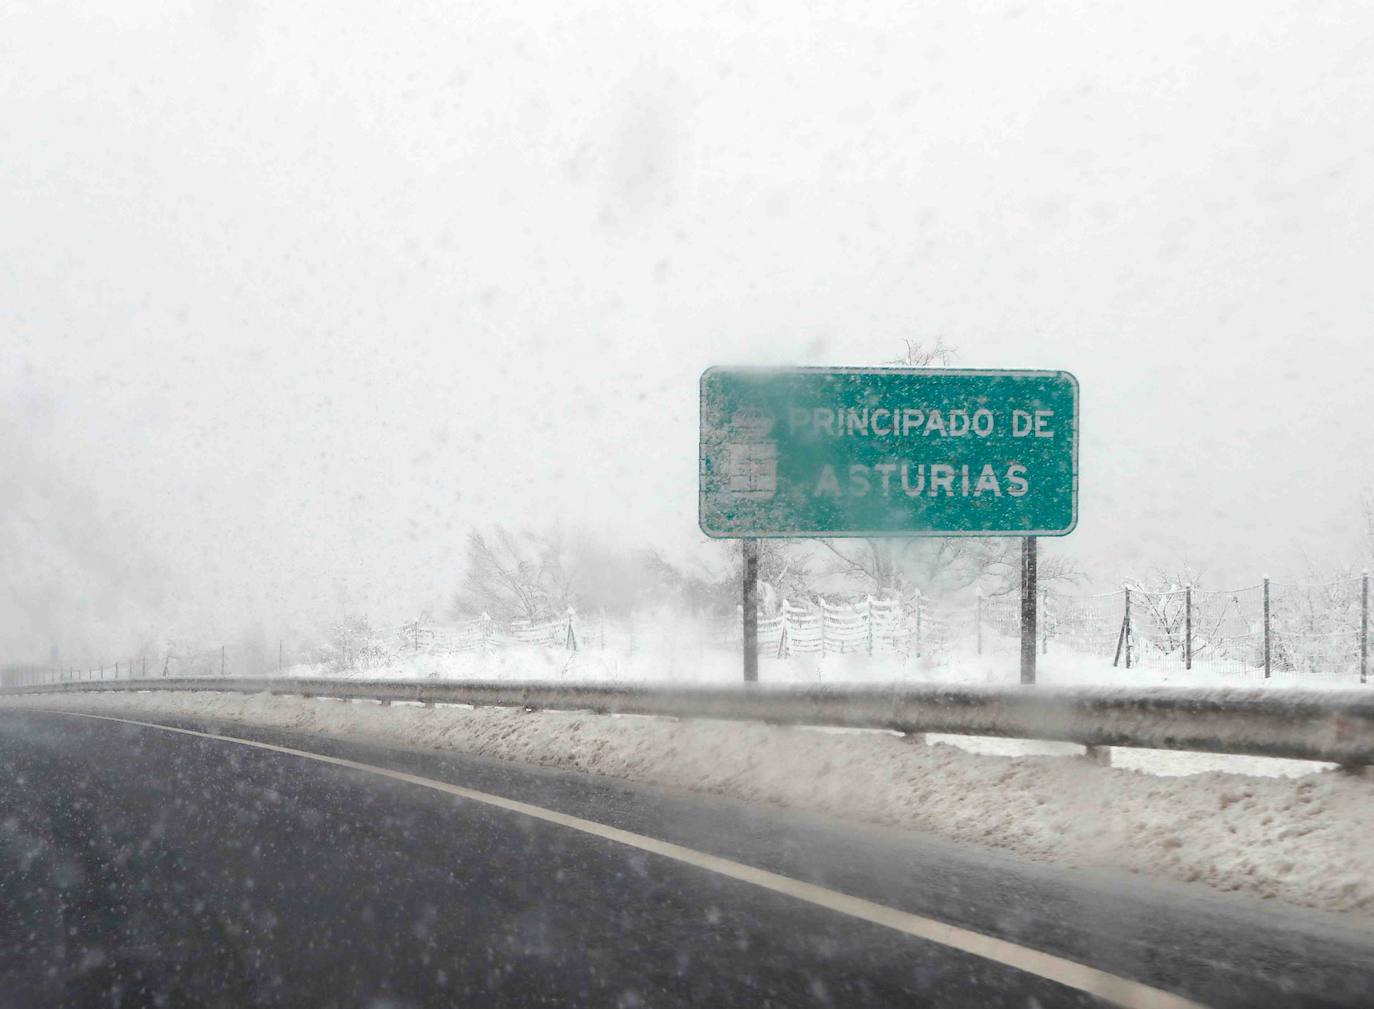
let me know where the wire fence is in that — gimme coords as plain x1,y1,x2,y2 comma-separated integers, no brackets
4,575,1369,687
716,574,1371,683
0,644,234,687
0,612,582,688
386,612,578,654
1029,576,1370,680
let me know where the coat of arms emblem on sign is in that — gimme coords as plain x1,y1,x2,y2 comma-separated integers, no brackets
725,407,777,500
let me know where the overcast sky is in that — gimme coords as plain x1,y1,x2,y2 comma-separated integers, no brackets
3,0,1373,661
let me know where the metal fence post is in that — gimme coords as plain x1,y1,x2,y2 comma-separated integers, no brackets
1124,586,1132,669
913,591,922,657
976,590,983,655
1185,584,1193,671
777,601,789,659
1263,575,1271,679
1362,571,1368,686
819,595,828,656
1040,588,1048,655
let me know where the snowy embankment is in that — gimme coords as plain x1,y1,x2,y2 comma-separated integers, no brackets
7,689,1373,920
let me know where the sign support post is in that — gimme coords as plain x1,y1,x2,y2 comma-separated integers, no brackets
742,539,759,683
1185,585,1193,670
1020,537,1037,684
1361,571,1368,686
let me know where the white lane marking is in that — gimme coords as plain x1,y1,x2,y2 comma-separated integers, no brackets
33,709,1209,1009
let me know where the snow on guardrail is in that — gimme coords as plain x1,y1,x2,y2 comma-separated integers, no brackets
5,677,1373,765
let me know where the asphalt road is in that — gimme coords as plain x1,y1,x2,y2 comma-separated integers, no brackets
2,708,1372,1008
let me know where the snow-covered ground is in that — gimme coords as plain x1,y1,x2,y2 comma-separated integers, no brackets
287,624,1363,692
7,688,1372,921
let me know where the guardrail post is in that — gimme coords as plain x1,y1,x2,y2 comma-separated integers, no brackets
1362,571,1368,686
1185,584,1193,670
1263,575,1271,679
742,539,759,683
1083,745,1111,766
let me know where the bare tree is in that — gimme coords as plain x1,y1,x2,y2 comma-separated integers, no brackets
887,337,956,368
318,615,395,671
638,548,722,616
1126,565,1202,655
817,536,1077,602
719,538,813,613
818,338,1077,600
453,526,576,622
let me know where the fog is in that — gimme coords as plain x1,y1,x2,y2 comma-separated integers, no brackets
4,0,1373,663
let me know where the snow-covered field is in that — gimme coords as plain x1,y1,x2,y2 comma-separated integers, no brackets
7,688,1372,921
287,648,1363,695
287,621,1363,692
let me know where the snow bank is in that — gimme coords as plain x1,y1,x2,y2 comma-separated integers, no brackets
8,689,1373,920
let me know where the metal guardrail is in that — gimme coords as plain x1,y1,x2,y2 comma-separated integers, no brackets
4,677,1374,765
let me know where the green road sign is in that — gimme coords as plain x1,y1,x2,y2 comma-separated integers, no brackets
700,367,1078,538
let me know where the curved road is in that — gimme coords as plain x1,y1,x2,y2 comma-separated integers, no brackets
1,708,1371,1008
